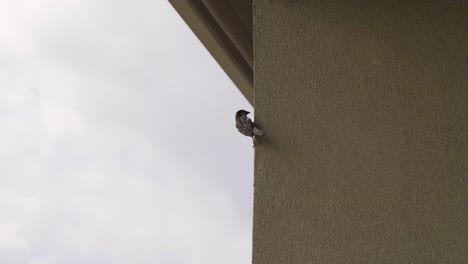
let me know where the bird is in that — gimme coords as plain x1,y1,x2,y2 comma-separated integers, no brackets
235,109,265,146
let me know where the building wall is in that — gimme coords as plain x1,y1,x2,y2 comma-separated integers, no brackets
253,1,468,263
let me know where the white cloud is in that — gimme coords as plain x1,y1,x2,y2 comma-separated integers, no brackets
0,1,253,263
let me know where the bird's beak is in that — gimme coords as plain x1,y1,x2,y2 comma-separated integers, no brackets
246,111,250,114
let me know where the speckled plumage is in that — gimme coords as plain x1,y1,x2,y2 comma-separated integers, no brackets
235,110,264,146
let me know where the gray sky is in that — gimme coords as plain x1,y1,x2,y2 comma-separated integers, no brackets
0,1,253,263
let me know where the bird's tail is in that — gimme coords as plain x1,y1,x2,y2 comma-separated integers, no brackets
253,127,265,136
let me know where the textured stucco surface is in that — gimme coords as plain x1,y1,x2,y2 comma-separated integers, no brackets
253,1,468,263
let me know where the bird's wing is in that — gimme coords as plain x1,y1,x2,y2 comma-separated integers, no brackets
236,116,254,135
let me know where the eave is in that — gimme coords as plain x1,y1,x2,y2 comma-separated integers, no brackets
168,0,254,105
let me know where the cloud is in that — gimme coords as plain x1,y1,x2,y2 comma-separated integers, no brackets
0,1,253,263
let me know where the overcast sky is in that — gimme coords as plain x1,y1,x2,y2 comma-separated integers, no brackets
0,1,253,263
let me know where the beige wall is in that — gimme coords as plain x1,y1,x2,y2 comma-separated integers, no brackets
253,1,468,263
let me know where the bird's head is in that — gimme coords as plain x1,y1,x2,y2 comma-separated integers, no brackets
235,109,250,118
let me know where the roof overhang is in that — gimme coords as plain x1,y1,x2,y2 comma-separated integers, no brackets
169,0,253,105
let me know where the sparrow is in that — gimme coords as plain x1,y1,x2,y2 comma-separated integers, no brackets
235,109,265,146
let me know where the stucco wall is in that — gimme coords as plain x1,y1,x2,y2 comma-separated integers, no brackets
253,1,468,263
